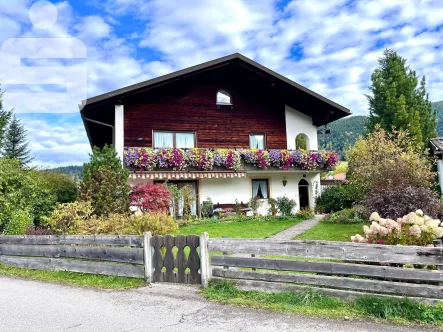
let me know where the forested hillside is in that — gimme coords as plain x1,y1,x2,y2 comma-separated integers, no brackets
318,115,369,159
434,101,443,136
47,165,83,181
319,101,443,159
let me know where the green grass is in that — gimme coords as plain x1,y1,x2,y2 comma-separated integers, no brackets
176,217,303,238
203,280,443,326
294,223,369,242
0,263,146,289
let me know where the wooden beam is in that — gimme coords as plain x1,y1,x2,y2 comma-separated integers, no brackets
212,268,443,299
211,256,443,282
208,238,443,265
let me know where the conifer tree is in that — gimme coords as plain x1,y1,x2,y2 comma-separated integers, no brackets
367,49,437,148
3,114,33,166
79,145,130,216
0,85,12,150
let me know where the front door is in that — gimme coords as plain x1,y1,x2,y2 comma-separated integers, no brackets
156,180,198,218
298,179,310,209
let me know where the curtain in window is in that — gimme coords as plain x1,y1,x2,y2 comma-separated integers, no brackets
250,135,264,149
154,132,173,148
252,180,268,199
176,133,195,149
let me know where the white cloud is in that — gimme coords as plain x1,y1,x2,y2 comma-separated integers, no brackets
1,0,443,166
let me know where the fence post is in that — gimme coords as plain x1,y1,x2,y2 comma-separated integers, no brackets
222,235,229,270
143,232,152,284
200,232,211,288
434,239,443,286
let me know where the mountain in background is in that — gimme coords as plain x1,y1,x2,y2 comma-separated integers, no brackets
318,115,369,160
319,101,443,159
46,165,83,182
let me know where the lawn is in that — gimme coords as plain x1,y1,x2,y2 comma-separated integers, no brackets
0,263,146,289
203,280,443,326
176,217,303,238
294,222,368,242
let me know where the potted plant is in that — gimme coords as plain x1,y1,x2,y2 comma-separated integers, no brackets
268,197,278,216
248,196,263,216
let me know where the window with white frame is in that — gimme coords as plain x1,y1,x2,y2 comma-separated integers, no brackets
250,133,265,149
251,179,269,199
153,131,195,149
216,89,231,104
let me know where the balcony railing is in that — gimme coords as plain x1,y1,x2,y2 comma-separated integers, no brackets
124,147,339,172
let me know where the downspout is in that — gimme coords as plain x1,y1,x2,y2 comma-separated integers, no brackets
81,114,115,147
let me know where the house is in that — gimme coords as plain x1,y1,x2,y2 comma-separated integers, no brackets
80,53,350,216
429,138,443,196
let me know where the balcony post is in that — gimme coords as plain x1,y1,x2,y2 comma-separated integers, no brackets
115,104,124,166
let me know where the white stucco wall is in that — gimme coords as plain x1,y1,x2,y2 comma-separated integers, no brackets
285,105,318,150
200,172,321,215
115,105,124,165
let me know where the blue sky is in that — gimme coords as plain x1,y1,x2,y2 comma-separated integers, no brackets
1,0,443,167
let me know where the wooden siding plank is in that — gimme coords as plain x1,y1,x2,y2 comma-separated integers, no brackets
0,235,143,247
212,268,443,299
211,256,443,282
0,244,143,264
0,255,144,278
208,239,443,265
212,278,443,306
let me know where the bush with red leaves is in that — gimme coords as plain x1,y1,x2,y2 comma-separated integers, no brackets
130,182,172,213
25,226,56,235
363,185,441,219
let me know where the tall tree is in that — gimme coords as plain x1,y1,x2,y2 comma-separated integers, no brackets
3,114,33,166
79,145,130,216
367,49,437,147
0,85,12,150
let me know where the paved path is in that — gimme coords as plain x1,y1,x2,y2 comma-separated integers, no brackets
268,215,323,240
0,276,430,332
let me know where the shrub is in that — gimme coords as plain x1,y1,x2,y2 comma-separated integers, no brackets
3,210,33,235
46,201,94,235
80,212,178,235
248,196,263,215
314,184,364,213
351,210,443,245
181,184,196,221
130,182,171,213
201,197,214,218
124,212,178,235
363,186,441,219
0,158,56,229
41,171,78,203
25,226,56,235
347,126,435,193
276,196,296,216
267,197,278,216
295,207,315,220
79,145,130,216
233,199,242,216
322,208,365,224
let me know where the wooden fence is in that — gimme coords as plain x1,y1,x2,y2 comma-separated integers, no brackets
0,235,146,278
207,238,443,304
1,234,443,304
0,233,210,286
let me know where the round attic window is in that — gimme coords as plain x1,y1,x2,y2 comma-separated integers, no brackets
216,89,232,104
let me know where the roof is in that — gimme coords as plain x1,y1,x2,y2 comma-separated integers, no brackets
429,138,443,154
80,53,351,115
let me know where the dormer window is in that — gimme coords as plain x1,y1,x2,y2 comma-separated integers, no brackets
216,89,232,106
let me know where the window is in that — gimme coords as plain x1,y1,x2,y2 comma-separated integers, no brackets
250,133,265,149
295,133,309,150
252,179,269,199
153,131,195,149
216,89,231,104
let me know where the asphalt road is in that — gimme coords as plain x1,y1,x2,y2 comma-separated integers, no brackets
0,276,433,332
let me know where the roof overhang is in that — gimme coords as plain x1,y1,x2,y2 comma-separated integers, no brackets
80,53,351,117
